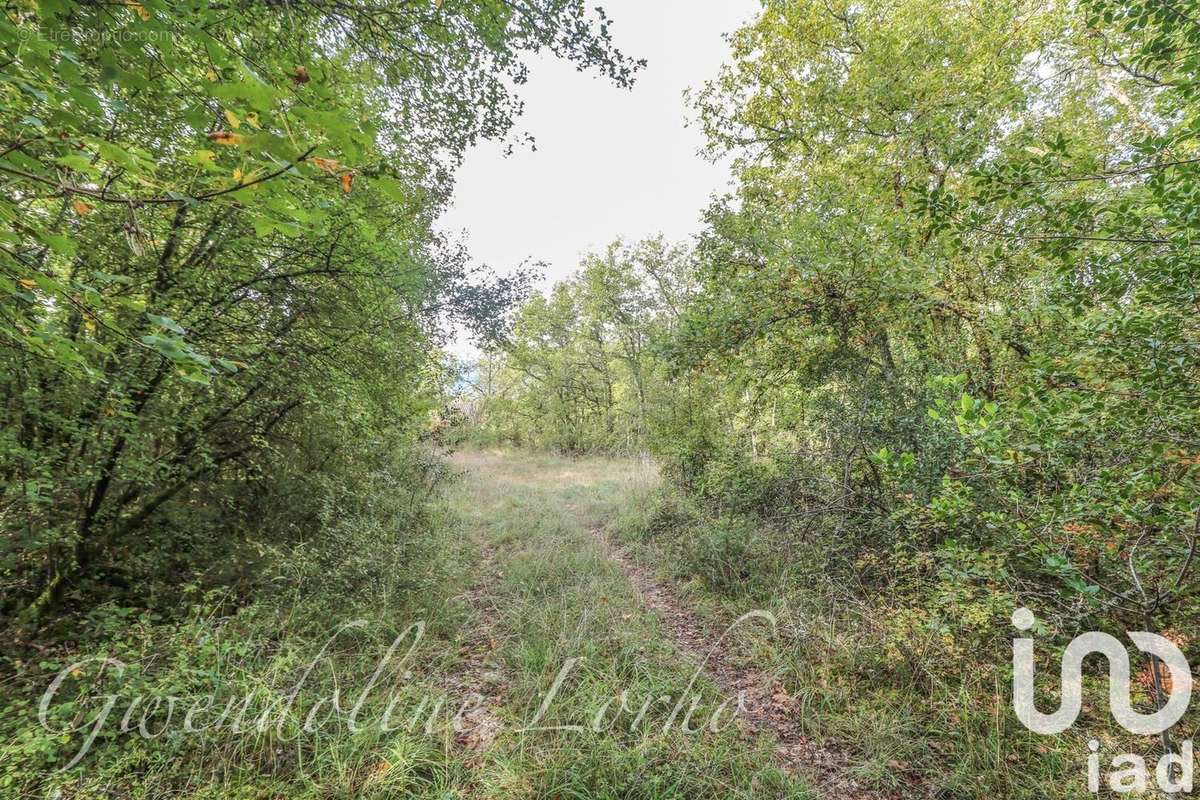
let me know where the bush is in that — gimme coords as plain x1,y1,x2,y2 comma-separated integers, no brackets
695,453,781,516
673,514,775,597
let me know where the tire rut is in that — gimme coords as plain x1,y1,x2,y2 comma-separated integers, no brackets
444,542,507,762
592,526,898,800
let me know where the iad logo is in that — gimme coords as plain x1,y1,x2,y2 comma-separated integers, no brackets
1012,608,1198,792
1011,607,1192,735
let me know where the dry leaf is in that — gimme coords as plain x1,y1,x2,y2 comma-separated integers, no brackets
72,199,93,216
366,760,391,782
207,131,244,146
291,65,310,85
340,172,354,194
126,1,150,21
311,157,340,173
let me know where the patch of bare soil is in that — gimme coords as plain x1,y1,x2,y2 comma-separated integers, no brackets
592,526,906,800
444,543,508,762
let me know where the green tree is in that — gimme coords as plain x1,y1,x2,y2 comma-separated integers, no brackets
0,0,640,620
469,237,693,453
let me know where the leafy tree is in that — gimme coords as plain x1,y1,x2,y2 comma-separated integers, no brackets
467,237,693,453
670,0,1199,644
0,0,640,621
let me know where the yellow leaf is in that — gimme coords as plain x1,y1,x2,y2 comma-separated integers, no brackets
72,199,93,216
340,173,354,194
126,1,150,21
245,112,262,130
207,131,245,146
205,69,218,82
18,279,37,290
223,109,241,129
232,168,243,183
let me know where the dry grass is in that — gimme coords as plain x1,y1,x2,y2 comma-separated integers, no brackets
450,448,659,491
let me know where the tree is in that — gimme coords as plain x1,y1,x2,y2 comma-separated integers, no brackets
469,237,693,453
0,0,641,620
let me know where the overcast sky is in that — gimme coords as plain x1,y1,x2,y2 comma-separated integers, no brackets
438,0,759,353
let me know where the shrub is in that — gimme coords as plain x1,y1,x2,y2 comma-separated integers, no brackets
673,514,775,597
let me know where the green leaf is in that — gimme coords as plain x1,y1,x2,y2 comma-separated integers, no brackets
146,313,186,335
54,153,96,174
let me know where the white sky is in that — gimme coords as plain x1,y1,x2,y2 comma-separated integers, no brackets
439,0,760,354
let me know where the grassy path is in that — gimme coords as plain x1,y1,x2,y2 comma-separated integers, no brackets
444,449,812,799
589,526,885,800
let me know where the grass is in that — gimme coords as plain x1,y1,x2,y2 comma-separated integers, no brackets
0,454,478,799
608,480,1193,800
21,448,1171,796
16,446,1147,798
1,449,811,799
446,449,808,799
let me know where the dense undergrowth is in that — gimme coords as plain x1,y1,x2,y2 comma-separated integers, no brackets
611,476,1189,798
0,447,477,798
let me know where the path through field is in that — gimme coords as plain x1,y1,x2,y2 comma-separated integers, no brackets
445,449,887,800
